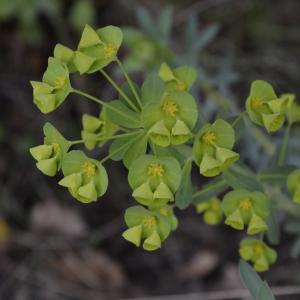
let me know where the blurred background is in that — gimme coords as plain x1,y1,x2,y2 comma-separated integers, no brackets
1,0,300,299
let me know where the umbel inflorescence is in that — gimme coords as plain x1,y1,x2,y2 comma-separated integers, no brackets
30,24,299,272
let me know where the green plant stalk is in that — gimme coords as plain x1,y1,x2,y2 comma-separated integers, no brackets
278,123,292,167
70,130,143,145
72,88,138,123
116,57,143,110
99,69,139,112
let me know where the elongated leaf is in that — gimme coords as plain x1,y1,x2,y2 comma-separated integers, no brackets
175,159,193,209
119,82,141,110
257,165,296,185
239,260,263,299
223,166,263,192
105,100,142,128
123,133,148,168
192,177,227,203
108,132,142,161
256,281,276,300
266,207,280,245
193,23,220,52
141,74,165,105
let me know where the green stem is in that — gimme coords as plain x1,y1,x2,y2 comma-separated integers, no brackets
116,57,143,109
70,130,142,146
72,88,138,123
232,111,246,128
100,131,144,164
99,69,139,112
278,123,292,167
192,177,227,200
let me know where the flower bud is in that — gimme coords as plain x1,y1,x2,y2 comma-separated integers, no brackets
239,238,277,272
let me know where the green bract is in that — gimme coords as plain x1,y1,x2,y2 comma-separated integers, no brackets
142,90,198,147
196,197,223,225
239,238,277,272
193,119,239,177
54,44,77,73
74,24,123,74
222,189,270,234
81,113,103,150
30,123,70,176
159,62,197,92
31,58,72,114
122,205,172,251
59,150,108,203
128,155,182,208
246,80,293,132
287,169,300,204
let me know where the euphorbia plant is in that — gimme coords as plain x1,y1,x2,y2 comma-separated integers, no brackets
30,24,300,274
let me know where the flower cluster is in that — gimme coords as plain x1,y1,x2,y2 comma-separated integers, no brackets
195,197,223,225
59,150,108,203
29,23,299,271
31,58,72,114
222,189,270,235
30,123,70,176
239,238,277,272
246,80,294,132
193,119,239,177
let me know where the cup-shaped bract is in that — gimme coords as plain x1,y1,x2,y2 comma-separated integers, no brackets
59,150,108,203
73,24,123,74
287,169,300,204
246,80,292,133
142,91,198,147
31,58,72,114
196,197,223,225
122,205,172,251
128,155,182,208
30,123,70,176
193,119,239,177
239,238,277,272
54,44,77,72
222,189,269,234
155,205,178,231
159,62,197,92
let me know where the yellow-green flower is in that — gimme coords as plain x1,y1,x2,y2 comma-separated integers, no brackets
246,80,294,132
59,150,108,203
239,238,277,272
159,62,197,92
122,205,172,251
31,58,71,114
128,155,182,208
193,119,239,177
222,189,269,234
142,91,198,147
73,24,123,74
196,197,222,225
287,169,300,204
30,123,70,176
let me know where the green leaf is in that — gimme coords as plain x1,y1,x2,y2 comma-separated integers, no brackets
223,166,263,192
266,207,280,245
105,100,142,129
256,281,276,300
119,82,141,110
141,74,165,105
123,133,148,168
291,237,300,258
175,160,193,209
192,177,227,204
239,260,263,299
108,132,142,161
257,165,296,185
